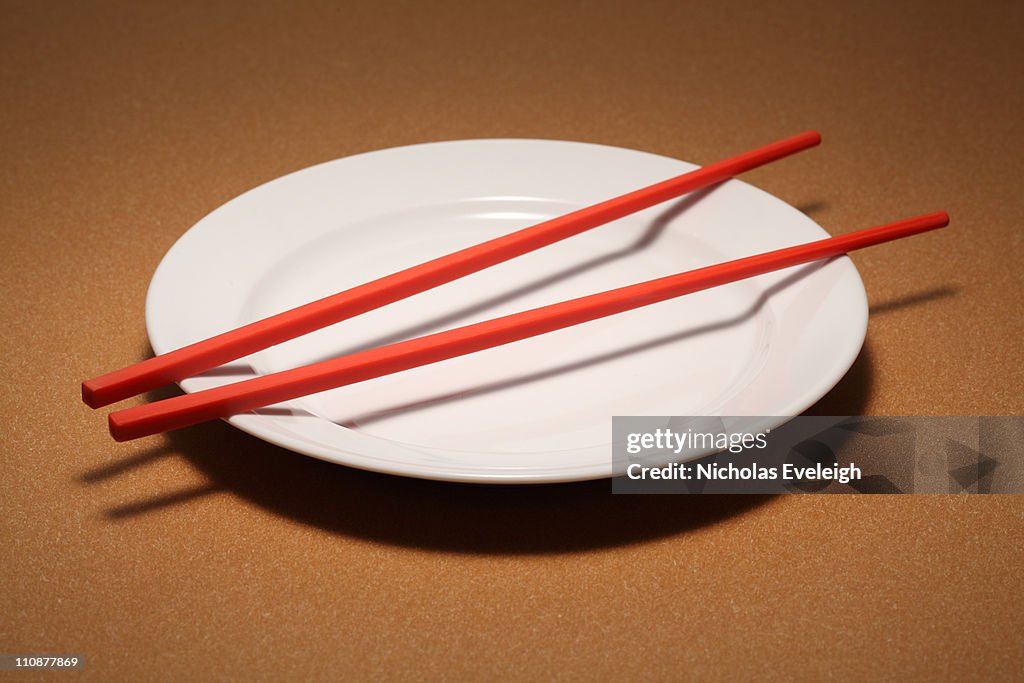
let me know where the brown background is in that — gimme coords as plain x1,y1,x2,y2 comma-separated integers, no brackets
2,0,1023,680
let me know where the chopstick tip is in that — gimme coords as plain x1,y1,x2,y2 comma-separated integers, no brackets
921,210,950,229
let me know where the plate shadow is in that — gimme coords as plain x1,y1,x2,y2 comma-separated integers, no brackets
82,340,873,556
82,198,960,554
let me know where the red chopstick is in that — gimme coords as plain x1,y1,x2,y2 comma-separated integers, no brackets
82,131,822,408
107,211,949,441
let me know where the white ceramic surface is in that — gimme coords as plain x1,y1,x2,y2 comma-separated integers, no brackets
146,139,868,483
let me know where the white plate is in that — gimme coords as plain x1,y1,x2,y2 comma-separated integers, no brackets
146,139,867,483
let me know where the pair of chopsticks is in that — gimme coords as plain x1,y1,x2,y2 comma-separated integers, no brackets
83,131,949,441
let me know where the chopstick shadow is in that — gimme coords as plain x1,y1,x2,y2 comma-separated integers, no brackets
868,285,958,315
794,201,828,216
306,185,721,362
105,482,223,519
334,261,829,428
80,442,178,483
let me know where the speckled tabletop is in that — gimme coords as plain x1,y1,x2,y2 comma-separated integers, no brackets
2,1,1022,680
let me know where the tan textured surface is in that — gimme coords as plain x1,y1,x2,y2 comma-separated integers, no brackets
2,0,1023,680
